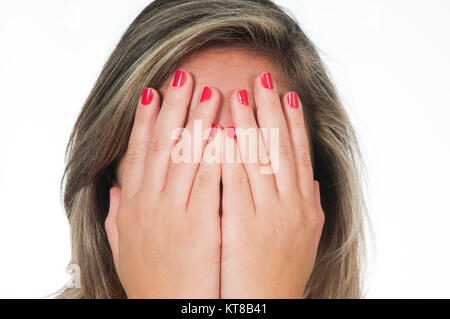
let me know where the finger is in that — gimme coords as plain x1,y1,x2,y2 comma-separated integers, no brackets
121,87,160,199
253,72,299,196
313,180,325,241
222,127,254,219
281,91,314,198
141,70,193,193
187,125,222,219
164,86,221,203
229,88,278,204
105,187,121,269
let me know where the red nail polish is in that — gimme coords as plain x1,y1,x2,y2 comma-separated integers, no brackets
141,88,153,105
200,86,212,102
226,126,236,139
288,92,299,108
261,72,274,89
210,123,218,137
237,90,249,106
172,70,186,87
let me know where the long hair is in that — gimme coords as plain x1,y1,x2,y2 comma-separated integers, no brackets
59,0,368,298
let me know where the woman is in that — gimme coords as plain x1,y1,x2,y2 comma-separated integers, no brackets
60,0,367,298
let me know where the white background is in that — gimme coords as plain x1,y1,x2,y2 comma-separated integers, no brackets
1,0,449,298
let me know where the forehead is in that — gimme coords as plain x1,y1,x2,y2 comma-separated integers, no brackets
160,46,288,94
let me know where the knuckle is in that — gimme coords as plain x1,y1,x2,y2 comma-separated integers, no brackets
148,134,166,154
193,104,213,119
304,208,324,232
124,142,147,165
162,99,180,114
296,148,312,167
228,172,248,189
241,111,256,125
162,97,176,109
193,170,212,188
134,107,150,125
278,138,294,158
259,94,279,110
231,102,254,123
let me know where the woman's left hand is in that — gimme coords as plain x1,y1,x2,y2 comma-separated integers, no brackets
220,73,325,298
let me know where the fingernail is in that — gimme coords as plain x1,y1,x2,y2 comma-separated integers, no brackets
172,70,186,87
288,92,299,108
226,126,236,139
237,90,249,106
200,86,212,102
141,88,153,106
210,123,219,137
261,72,274,89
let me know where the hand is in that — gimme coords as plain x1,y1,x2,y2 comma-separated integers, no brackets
220,73,325,298
105,70,222,298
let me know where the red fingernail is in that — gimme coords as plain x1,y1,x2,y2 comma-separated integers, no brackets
226,126,236,139
210,123,219,137
200,86,212,102
261,72,274,89
141,88,153,105
237,90,249,106
288,92,299,108
172,70,186,87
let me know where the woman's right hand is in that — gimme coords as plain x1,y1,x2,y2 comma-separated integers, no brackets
104,70,222,298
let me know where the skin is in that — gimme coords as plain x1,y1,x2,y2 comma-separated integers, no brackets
105,47,325,298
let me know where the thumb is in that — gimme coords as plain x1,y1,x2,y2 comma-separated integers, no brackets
105,186,121,269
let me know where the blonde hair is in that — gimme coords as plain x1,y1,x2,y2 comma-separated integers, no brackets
60,0,367,298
